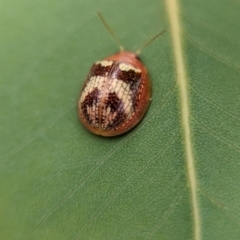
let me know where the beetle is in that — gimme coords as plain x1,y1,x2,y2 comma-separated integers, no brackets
78,12,165,137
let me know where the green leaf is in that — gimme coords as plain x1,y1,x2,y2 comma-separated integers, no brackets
1,0,240,239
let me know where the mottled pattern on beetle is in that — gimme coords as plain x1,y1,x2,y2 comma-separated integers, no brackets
117,63,142,87
80,61,143,130
81,87,100,127
83,60,113,87
101,92,127,129
113,63,142,112
80,76,106,127
92,61,113,76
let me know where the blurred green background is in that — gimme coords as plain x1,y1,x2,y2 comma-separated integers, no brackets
1,0,240,239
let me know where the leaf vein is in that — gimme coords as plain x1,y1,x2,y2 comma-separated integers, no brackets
77,132,179,238
191,86,240,121
193,117,240,154
184,29,240,73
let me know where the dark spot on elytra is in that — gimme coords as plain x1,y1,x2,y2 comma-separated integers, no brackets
103,92,126,129
106,92,122,113
81,88,100,125
91,63,112,77
116,68,141,91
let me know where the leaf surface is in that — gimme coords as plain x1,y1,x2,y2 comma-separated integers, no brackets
0,0,240,239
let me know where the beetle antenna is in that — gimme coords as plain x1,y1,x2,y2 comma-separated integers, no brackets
135,30,166,55
97,12,124,52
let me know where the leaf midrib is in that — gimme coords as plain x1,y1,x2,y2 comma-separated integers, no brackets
165,0,201,239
